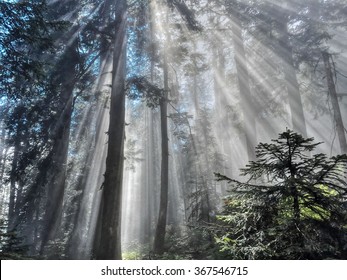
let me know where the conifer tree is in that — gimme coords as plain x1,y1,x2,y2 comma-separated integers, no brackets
215,130,347,259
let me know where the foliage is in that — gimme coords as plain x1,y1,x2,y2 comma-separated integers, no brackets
127,76,166,108
124,139,143,172
0,219,30,259
169,111,193,151
166,0,202,31
215,129,347,259
150,226,220,260
0,0,61,91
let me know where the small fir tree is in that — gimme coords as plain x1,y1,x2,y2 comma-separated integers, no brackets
215,129,347,259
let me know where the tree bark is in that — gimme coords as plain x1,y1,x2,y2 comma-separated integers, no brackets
8,123,22,232
153,47,170,255
322,51,347,155
95,0,127,260
231,13,257,161
39,37,79,254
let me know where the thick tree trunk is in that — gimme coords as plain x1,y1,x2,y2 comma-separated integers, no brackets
68,11,114,257
153,50,170,255
322,51,347,155
231,14,257,161
7,107,25,233
39,39,79,254
95,0,127,260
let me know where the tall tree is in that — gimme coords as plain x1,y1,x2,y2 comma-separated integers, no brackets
152,0,200,255
40,32,80,254
227,1,257,161
153,37,170,255
95,0,128,260
0,0,65,254
322,51,347,155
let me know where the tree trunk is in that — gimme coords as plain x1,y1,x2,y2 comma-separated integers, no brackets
231,13,257,161
153,48,170,255
8,126,21,232
39,38,79,254
0,124,8,184
0,145,9,218
95,0,127,260
322,51,347,155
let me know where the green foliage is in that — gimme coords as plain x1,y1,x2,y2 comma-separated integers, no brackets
122,251,142,260
0,0,63,93
151,227,219,260
215,129,347,259
127,76,166,108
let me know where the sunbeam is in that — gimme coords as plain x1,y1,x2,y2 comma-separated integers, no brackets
0,0,346,260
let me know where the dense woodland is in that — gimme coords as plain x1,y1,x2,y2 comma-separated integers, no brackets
0,0,347,260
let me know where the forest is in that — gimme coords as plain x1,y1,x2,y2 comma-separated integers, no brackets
0,0,347,260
